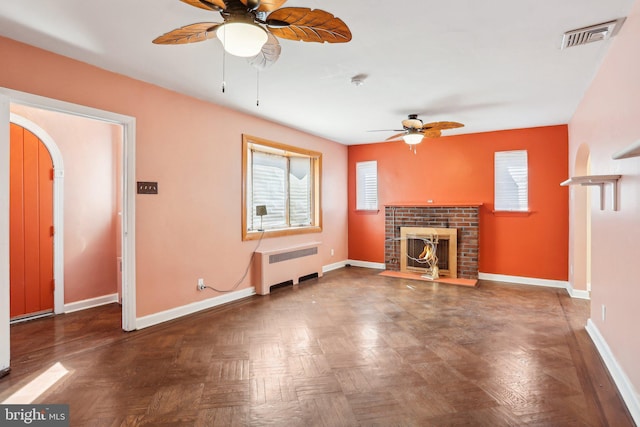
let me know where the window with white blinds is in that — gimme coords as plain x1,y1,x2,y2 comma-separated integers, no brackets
494,150,528,211
356,161,378,210
242,135,322,240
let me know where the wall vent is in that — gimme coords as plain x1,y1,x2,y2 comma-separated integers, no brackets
561,19,625,49
269,247,317,264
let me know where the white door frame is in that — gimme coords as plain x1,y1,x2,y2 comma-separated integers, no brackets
0,88,137,373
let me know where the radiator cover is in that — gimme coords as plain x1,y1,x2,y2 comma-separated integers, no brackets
254,242,323,295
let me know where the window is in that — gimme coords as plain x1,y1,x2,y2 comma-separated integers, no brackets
242,135,322,240
356,160,378,210
494,150,528,211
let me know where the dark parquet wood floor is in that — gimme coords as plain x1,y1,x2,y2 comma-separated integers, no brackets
1,267,634,426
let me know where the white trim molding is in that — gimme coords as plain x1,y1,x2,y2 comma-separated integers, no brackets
64,293,119,314
0,94,10,373
478,272,583,295
347,260,386,270
323,267,589,300
479,272,568,289
136,287,255,330
586,319,640,424
323,260,348,273
567,282,590,300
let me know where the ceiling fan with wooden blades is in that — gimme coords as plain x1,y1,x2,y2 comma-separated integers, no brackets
153,0,352,69
375,114,465,145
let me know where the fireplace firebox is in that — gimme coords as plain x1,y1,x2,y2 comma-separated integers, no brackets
401,227,457,278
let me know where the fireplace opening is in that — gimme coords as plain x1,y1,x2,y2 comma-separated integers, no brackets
406,237,450,271
400,227,457,278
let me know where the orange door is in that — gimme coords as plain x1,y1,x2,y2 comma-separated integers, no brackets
10,123,54,319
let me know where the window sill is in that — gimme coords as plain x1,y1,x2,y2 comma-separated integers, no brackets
243,225,322,241
492,210,533,217
355,209,380,214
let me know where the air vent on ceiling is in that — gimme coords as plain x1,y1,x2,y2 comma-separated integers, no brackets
561,18,625,49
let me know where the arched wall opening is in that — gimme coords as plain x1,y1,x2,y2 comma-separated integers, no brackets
570,143,592,293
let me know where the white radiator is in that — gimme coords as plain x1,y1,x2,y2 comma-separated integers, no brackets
254,242,323,295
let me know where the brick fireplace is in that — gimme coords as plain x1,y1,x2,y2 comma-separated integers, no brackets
385,204,480,279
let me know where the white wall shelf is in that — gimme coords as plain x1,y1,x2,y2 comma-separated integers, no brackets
561,175,622,211
612,140,640,160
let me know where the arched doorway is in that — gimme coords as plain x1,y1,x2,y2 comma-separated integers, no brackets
571,143,592,295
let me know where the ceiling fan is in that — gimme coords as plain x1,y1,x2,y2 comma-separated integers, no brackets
378,114,465,145
153,0,352,68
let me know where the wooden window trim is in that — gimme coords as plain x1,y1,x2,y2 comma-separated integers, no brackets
242,134,322,241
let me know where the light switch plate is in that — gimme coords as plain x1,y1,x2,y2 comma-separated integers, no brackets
137,181,158,194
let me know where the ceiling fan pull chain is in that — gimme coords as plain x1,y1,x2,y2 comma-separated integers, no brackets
221,26,226,93
256,69,260,107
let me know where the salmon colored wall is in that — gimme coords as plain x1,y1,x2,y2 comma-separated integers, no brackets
0,36,348,317
10,105,120,304
348,125,569,281
569,0,640,401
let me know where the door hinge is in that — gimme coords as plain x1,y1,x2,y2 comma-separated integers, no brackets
50,225,55,236
50,168,55,180
52,279,55,291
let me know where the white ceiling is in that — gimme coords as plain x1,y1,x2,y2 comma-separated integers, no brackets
0,0,634,145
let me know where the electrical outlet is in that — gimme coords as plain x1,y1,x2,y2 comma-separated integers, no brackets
330,248,334,256
197,278,205,291
602,304,606,321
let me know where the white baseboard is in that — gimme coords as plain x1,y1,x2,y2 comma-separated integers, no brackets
64,293,119,313
323,260,347,273
479,272,571,290
136,287,255,330
567,283,590,300
586,319,640,424
323,266,590,299
347,260,386,270
469,272,590,300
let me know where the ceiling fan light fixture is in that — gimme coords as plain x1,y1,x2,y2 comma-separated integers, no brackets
217,22,268,57
403,132,424,145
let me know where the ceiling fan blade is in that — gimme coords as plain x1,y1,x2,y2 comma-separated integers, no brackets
264,18,290,28
422,121,464,131
180,0,225,11
385,132,406,141
248,32,281,69
423,129,442,138
153,23,220,44
266,8,352,43
240,0,288,12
